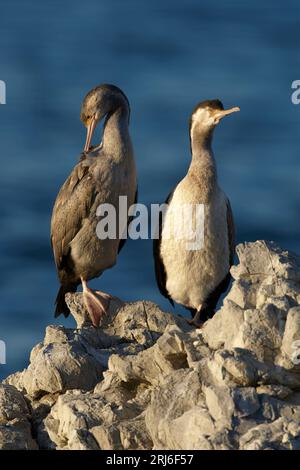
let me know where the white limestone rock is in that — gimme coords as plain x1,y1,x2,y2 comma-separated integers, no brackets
1,240,300,450
0,384,37,450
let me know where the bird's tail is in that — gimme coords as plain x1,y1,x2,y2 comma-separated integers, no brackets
55,283,78,318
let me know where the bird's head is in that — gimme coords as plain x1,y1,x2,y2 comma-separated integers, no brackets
80,84,130,152
189,99,240,141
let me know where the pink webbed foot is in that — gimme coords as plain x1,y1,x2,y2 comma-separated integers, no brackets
81,279,111,327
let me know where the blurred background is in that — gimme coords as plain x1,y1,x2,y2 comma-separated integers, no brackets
0,0,299,378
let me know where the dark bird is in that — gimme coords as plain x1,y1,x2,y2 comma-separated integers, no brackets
153,100,239,326
51,84,137,326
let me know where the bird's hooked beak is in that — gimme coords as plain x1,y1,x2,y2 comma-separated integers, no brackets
214,106,240,124
84,115,97,152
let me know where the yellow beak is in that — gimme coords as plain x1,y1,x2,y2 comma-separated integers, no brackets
214,106,240,123
84,116,97,152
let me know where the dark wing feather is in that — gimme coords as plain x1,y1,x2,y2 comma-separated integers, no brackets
50,159,97,282
153,191,174,307
226,198,236,265
118,187,138,254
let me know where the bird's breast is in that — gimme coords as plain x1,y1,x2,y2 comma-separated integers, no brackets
160,182,230,309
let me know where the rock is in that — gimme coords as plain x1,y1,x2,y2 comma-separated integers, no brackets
91,414,152,450
279,307,300,371
43,384,153,450
108,325,198,387
231,241,300,283
240,417,300,450
231,387,260,418
0,384,37,449
1,240,300,450
66,295,190,345
145,369,218,450
21,329,104,398
203,241,300,370
43,391,107,449
0,383,29,425
256,384,293,400
8,299,187,399
203,384,234,427
0,421,38,450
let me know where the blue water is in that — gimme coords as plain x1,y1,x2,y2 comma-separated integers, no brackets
0,0,299,379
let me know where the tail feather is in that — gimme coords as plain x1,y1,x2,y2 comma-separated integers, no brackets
55,283,78,318
188,273,232,322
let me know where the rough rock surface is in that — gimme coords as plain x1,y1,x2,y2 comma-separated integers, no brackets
1,241,300,450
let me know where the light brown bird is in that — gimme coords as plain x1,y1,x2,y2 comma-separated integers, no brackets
154,99,238,326
51,84,137,326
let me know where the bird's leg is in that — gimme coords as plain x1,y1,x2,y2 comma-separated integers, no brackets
95,289,112,301
187,305,204,328
81,278,110,327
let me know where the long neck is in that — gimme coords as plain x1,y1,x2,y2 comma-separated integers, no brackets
102,105,131,160
188,127,218,201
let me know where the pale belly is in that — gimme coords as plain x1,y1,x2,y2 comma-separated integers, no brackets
160,185,230,309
